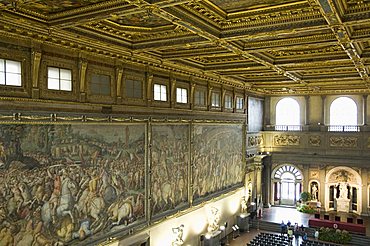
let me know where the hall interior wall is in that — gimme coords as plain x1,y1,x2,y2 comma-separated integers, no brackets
261,96,370,216
0,38,252,245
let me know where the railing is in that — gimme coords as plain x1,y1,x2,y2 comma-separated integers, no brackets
274,125,303,131
328,125,360,132
268,125,362,132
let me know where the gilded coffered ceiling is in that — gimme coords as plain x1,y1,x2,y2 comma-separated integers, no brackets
1,0,370,95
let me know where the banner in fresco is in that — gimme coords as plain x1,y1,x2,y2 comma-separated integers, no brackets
151,124,189,215
0,123,145,245
192,124,244,200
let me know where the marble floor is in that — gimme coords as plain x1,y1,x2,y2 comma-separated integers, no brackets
228,206,311,246
228,206,370,246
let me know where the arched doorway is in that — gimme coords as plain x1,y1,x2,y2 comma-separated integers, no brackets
272,165,302,206
325,166,362,214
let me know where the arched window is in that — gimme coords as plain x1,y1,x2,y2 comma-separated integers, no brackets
329,97,358,131
275,98,300,131
274,165,302,180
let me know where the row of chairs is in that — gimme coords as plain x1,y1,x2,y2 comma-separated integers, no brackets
301,239,339,246
247,232,290,246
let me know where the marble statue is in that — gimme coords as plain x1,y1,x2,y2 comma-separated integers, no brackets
339,182,348,199
311,184,318,200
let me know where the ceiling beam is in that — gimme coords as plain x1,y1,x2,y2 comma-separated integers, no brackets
45,0,195,29
309,0,369,87
125,0,303,84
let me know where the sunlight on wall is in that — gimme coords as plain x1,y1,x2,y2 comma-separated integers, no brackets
143,188,244,246
228,196,240,214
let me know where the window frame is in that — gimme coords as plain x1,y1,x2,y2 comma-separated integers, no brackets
236,96,244,110
0,58,22,87
47,66,72,92
211,91,220,107
153,83,167,101
126,78,143,99
329,96,358,132
224,94,233,109
194,89,206,106
176,87,188,104
90,73,111,96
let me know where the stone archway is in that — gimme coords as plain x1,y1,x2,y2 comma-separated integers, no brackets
325,166,362,214
271,164,303,206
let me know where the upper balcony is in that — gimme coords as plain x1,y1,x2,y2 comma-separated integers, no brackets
247,125,370,163
264,125,369,132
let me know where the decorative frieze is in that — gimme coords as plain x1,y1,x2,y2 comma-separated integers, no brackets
309,135,321,147
248,135,263,147
274,134,300,146
328,169,358,184
329,136,358,148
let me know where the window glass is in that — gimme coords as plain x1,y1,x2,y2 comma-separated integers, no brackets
60,79,72,91
225,94,232,109
195,90,206,105
211,92,220,107
176,88,187,103
48,67,59,79
276,98,300,126
47,67,72,91
236,97,244,109
126,79,142,99
154,84,167,101
48,78,60,90
6,60,21,73
6,73,21,86
60,68,72,80
91,74,111,95
0,59,4,72
330,97,357,126
0,72,4,85
0,59,22,86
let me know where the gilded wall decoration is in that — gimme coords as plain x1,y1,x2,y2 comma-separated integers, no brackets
110,13,172,28
151,125,189,215
273,134,300,146
309,136,321,147
328,170,357,184
329,136,358,148
248,135,263,147
0,123,145,244
209,0,294,12
310,170,319,179
19,0,106,14
192,125,243,200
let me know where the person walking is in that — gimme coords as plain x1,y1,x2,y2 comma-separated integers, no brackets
314,230,319,241
280,221,286,235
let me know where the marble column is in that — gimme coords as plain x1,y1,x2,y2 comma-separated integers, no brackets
262,155,272,208
253,155,265,207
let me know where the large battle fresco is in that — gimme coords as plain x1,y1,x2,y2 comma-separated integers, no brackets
0,123,145,245
192,124,244,200
151,125,189,215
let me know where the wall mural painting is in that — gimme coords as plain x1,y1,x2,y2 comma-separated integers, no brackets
151,125,189,215
192,124,244,200
0,123,145,245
